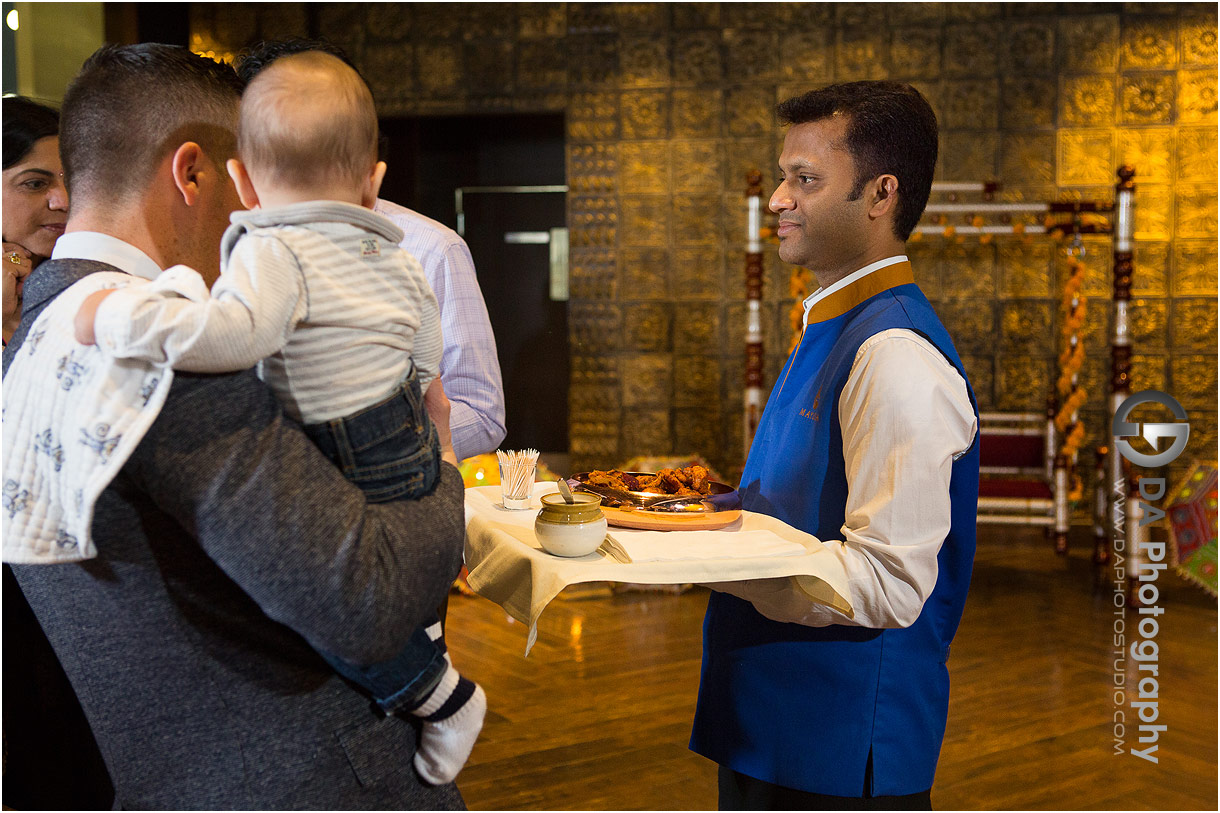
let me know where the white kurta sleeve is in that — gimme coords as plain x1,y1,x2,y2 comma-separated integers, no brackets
91,235,308,373
708,328,977,629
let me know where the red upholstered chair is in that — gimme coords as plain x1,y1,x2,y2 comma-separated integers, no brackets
976,409,1058,528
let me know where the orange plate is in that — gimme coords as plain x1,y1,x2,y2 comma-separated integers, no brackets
601,505,743,531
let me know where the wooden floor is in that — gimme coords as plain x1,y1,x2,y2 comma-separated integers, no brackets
445,527,1218,811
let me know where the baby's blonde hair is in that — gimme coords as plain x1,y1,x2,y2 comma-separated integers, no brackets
238,51,377,192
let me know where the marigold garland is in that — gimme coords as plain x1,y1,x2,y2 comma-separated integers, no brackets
1055,252,1090,501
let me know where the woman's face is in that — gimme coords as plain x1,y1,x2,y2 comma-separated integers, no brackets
3,135,68,259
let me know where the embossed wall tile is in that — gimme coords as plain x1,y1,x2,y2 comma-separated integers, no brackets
727,87,776,137
837,28,889,81
1127,354,1168,399
726,30,779,83
673,302,717,354
1181,13,1219,66
518,4,566,38
567,3,617,35
672,88,722,137
946,4,999,21
1057,130,1116,186
940,132,999,182
619,141,669,194
623,303,673,352
672,3,720,29
1178,69,1219,124
672,31,723,85
726,139,775,192
1002,78,1058,129
621,408,673,454
1000,133,1056,188
1005,21,1057,75
1058,16,1120,73
464,40,515,96
907,242,942,299
620,90,670,139
570,248,618,301
996,356,1053,412
364,43,416,105
568,144,618,196
1172,299,1219,353
673,355,721,407
836,3,880,28
937,301,996,355
568,195,618,247
945,23,999,78
209,4,260,49
888,3,944,26
672,407,722,458
567,91,620,140
890,28,942,78
1051,236,1111,299
1121,16,1178,69
1177,127,1218,183
516,39,567,89
416,43,463,96
1129,297,1168,350
1079,357,1109,410
619,247,670,300
1131,242,1170,297
570,303,622,354
672,141,721,194
941,80,1000,130
673,248,724,301
620,36,671,87
567,35,619,87
789,4,835,27
1171,355,1218,408
1173,240,1219,296
620,196,671,247
1001,300,1054,355
780,30,834,82
999,242,1054,298
1117,128,1173,184
411,4,464,39
960,355,995,410
1060,74,1117,126
942,244,998,300
1120,72,1175,124
1175,184,1218,239
616,3,668,31
673,195,722,246
622,355,673,408
1133,183,1171,241
364,4,412,41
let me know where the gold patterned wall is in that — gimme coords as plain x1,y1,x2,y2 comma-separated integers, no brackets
190,2,1217,484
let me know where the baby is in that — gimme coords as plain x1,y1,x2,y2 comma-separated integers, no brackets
76,51,485,785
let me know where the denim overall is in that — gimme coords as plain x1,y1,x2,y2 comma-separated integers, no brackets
304,366,448,711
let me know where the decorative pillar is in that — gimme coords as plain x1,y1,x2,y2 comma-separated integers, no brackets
1110,167,1136,556
744,169,765,459
1093,446,1110,565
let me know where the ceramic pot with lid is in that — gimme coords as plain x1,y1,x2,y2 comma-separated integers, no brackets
535,492,607,557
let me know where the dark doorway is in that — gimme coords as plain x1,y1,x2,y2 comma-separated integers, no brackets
379,114,568,454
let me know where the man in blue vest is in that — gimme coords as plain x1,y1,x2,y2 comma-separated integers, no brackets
690,81,980,810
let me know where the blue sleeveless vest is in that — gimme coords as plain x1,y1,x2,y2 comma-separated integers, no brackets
690,262,980,797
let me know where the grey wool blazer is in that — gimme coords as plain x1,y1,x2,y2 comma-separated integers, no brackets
4,258,468,810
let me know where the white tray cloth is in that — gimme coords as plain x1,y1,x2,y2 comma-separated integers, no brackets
464,483,853,655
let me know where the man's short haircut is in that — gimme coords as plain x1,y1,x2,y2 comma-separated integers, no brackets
238,51,378,192
777,81,938,241
235,38,354,85
58,43,243,204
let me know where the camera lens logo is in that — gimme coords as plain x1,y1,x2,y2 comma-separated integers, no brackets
1111,390,1190,468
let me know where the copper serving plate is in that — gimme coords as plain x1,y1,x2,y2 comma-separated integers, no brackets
569,472,743,531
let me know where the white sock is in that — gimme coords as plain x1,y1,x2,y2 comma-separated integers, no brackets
410,662,486,785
